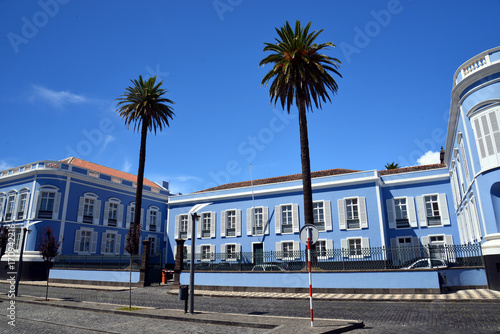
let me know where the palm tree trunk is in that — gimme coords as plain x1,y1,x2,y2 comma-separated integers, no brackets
133,120,148,241
298,99,314,226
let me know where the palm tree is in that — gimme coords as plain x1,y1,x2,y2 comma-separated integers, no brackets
116,75,174,305
385,162,400,169
260,21,341,227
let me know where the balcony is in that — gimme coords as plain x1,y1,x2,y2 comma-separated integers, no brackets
454,46,500,86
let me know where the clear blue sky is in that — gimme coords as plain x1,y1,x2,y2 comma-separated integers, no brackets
1,0,499,194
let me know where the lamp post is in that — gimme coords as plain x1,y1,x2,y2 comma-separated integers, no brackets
14,220,41,297
188,202,211,314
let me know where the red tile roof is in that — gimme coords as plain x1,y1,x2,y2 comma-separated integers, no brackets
378,164,446,175
60,157,161,189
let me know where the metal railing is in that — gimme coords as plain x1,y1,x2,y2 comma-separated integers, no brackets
182,244,483,271
53,252,163,270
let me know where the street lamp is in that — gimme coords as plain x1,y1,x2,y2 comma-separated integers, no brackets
14,220,41,296
188,202,211,314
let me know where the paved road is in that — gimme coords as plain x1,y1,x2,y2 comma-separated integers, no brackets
5,284,500,333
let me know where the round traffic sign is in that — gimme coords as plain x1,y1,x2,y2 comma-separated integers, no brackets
299,225,319,245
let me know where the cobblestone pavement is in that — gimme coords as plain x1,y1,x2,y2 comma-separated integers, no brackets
2,282,500,333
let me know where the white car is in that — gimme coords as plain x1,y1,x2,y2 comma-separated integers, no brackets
251,264,285,271
403,258,448,269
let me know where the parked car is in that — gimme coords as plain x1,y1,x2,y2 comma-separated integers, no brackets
251,264,285,271
403,258,448,269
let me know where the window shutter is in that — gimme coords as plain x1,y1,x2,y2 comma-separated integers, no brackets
416,196,427,227
103,202,110,226
338,199,346,230
31,191,40,219
101,232,106,254
236,244,241,260
74,230,81,253
117,204,124,228
115,234,121,254
77,197,85,223
175,215,180,239
93,200,101,225
390,238,398,264
140,208,144,225
292,204,299,233
246,208,252,236
52,192,61,220
326,239,333,258
275,206,281,234
407,197,417,228
157,211,162,232
221,244,226,261
275,242,282,260
386,199,395,229
438,194,450,225
263,207,269,235
187,215,192,240
324,200,332,231
341,239,348,258
196,245,201,261
293,241,300,259
210,212,216,238
221,210,226,237
146,208,151,231
236,209,241,237
445,235,456,262
126,206,131,228
359,197,368,228
361,238,370,257
210,245,215,261
421,236,430,257
197,214,202,238
91,231,98,254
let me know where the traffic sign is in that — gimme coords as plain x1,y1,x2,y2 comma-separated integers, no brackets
299,225,319,245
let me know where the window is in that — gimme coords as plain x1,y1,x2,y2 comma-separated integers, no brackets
33,188,61,220
16,190,29,220
247,207,269,236
422,234,455,262
147,236,158,255
221,243,241,261
197,244,215,261
470,104,500,170
77,194,101,225
103,199,123,227
0,194,5,222
126,203,143,228
10,227,22,251
4,193,16,221
74,228,97,254
176,214,190,239
197,212,215,239
338,197,367,230
101,231,121,254
341,237,370,258
313,201,332,232
316,239,333,259
221,209,241,237
416,194,450,227
390,236,419,266
146,207,161,232
276,240,300,260
275,204,299,234
386,197,417,229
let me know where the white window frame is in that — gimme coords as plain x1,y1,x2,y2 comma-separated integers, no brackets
125,203,143,228
4,191,17,222
77,193,101,225
197,244,215,262
470,104,500,170
313,200,332,232
146,234,159,255
338,197,368,230
146,206,161,232
386,197,417,229
103,198,123,228
100,230,121,254
33,187,61,220
390,236,420,266
175,214,191,240
275,240,300,260
221,209,241,238
416,194,450,227
341,237,370,258
221,243,241,261
422,234,455,262
275,204,299,235
247,207,269,236
74,227,98,254
15,189,30,221
197,211,216,239
316,239,334,260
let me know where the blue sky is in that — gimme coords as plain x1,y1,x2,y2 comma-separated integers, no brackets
1,0,499,194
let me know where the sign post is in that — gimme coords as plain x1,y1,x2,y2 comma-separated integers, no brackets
299,225,318,328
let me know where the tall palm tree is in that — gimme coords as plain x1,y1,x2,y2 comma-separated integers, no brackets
116,75,175,255
260,21,341,228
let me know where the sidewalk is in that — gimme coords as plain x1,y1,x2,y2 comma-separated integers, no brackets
4,280,500,301
0,293,364,334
